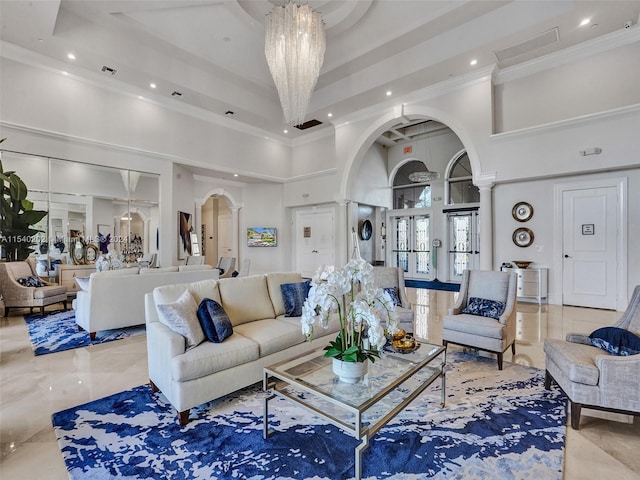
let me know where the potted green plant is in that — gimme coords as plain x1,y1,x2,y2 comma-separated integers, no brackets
0,139,48,261
301,258,399,383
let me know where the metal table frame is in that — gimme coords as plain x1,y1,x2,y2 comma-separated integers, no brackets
263,344,446,480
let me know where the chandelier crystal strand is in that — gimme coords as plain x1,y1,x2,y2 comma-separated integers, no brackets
265,2,326,126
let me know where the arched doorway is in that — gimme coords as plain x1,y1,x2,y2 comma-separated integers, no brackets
197,189,241,268
336,112,484,282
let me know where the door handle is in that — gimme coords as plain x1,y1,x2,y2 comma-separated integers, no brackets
564,254,571,258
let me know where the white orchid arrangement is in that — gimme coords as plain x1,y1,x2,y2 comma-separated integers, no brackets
301,258,399,363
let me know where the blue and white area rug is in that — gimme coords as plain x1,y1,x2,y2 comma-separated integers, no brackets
52,351,566,479
25,309,145,356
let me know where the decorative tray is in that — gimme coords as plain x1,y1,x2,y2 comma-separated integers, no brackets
384,335,421,354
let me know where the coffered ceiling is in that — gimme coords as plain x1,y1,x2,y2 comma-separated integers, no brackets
1,0,639,143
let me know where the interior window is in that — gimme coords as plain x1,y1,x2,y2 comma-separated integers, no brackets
393,160,433,209
446,151,479,205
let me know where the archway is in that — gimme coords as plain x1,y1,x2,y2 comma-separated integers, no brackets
337,105,494,273
196,188,242,268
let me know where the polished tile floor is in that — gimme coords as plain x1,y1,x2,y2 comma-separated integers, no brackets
1,289,639,479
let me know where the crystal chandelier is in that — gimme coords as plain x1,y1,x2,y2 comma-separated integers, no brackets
265,1,326,126
408,170,439,183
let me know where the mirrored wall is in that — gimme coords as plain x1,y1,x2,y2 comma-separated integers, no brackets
0,150,159,266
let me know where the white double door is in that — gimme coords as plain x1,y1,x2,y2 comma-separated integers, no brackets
389,213,431,280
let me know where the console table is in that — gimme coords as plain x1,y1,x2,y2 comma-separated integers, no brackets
58,264,95,295
502,267,548,304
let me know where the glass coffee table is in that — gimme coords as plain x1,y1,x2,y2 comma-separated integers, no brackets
263,342,446,480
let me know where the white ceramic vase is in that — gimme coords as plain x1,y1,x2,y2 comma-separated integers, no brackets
332,358,368,384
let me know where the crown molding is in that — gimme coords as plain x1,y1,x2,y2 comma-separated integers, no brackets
283,168,338,183
490,102,640,141
494,25,640,85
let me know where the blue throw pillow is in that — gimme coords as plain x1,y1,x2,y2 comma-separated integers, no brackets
281,280,311,317
589,327,640,356
461,297,506,320
197,298,233,343
17,276,44,287
383,287,402,307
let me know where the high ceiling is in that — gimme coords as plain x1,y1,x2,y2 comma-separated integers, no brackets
1,0,639,145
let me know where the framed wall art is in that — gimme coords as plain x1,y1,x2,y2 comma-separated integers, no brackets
178,211,193,259
247,227,277,247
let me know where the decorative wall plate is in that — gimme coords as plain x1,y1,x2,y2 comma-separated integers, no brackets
513,228,534,247
360,219,373,241
512,202,534,222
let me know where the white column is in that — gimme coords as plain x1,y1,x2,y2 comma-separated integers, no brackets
231,207,240,261
476,174,496,271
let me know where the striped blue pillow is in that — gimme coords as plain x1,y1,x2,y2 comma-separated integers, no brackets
280,280,311,317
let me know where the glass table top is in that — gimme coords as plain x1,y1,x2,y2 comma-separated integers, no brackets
265,342,445,411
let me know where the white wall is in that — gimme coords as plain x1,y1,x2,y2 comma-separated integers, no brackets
350,142,391,207
494,168,640,303
290,132,336,177
495,42,640,132
240,183,287,274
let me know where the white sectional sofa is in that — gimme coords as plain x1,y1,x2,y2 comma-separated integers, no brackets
73,265,219,339
145,272,340,425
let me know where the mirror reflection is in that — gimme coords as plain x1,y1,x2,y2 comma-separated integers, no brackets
0,150,159,277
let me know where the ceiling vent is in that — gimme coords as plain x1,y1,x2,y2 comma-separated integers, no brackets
101,65,117,76
294,119,322,130
493,27,559,63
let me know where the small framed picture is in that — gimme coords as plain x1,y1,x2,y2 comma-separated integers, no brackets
247,227,277,247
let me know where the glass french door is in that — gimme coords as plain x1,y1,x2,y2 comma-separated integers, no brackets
447,210,479,282
390,214,431,280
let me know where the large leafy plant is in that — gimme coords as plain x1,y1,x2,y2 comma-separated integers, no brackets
0,140,48,261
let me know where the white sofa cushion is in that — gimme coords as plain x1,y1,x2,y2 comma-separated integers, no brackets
178,265,214,272
91,267,140,278
266,272,304,317
157,290,205,350
154,279,220,306
234,318,306,357
141,266,179,274
218,275,275,326
171,333,259,382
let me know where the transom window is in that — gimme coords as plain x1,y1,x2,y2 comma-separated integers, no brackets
393,160,432,209
446,151,479,205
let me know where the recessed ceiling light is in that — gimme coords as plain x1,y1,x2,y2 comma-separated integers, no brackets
284,129,288,134
386,90,392,96
150,83,157,89
580,18,591,27
470,59,478,66
233,174,239,177
138,96,144,100
67,53,76,60
327,113,333,118
62,71,69,76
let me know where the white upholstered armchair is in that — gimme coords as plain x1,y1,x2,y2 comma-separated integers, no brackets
544,285,640,429
442,269,518,370
0,261,68,316
372,266,414,333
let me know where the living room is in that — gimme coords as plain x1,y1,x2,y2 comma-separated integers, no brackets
1,1,639,478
